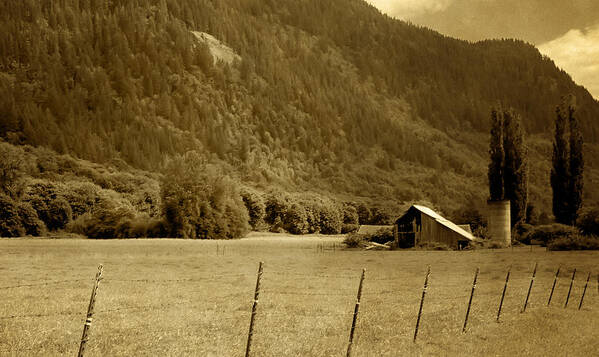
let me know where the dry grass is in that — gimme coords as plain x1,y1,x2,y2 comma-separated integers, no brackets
1,233,598,356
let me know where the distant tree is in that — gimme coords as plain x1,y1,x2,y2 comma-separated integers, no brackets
502,109,528,226
552,97,584,225
568,102,584,224
487,108,528,226
0,142,26,198
488,108,504,201
161,151,249,239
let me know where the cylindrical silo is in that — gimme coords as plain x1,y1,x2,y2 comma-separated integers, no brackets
487,200,511,247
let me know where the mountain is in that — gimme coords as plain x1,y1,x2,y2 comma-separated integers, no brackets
1,0,599,236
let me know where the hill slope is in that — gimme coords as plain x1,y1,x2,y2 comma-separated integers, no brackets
1,0,599,225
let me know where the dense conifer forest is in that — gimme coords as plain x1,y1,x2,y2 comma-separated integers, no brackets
1,0,599,238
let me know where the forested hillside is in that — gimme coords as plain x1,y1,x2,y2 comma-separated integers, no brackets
1,0,599,237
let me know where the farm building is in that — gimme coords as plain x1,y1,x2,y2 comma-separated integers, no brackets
395,205,475,249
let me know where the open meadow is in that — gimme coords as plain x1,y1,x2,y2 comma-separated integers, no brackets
1,233,598,356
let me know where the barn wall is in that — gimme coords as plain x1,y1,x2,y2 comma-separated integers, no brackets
420,214,462,248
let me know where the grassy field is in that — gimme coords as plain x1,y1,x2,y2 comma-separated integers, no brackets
1,233,598,356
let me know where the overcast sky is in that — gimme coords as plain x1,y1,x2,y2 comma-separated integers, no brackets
366,0,599,99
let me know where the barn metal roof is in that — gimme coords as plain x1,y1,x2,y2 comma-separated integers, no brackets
412,205,476,241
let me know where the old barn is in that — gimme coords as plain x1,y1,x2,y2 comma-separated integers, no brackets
395,205,475,249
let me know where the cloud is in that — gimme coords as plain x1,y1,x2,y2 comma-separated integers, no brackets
538,25,599,99
367,0,455,19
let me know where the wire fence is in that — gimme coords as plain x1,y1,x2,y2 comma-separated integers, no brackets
0,262,597,356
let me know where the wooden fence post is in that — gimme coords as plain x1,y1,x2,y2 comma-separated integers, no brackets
462,267,479,333
346,268,366,357
547,266,560,306
565,268,576,308
78,264,104,357
414,266,431,342
496,266,511,322
245,262,264,357
521,262,537,313
578,272,591,310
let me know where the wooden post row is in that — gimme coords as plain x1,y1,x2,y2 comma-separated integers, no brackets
346,268,366,357
462,267,479,332
78,264,104,357
578,272,591,310
414,266,431,342
496,266,511,322
565,268,576,308
245,262,264,357
547,266,560,306
521,262,537,313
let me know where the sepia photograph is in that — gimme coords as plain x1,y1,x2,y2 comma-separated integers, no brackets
1,0,598,355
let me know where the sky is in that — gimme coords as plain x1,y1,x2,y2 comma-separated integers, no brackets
366,0,599,99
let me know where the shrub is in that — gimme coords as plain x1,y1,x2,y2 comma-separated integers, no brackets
264,193,289,228
525,224,579,246
24,180,72,230
73,195,136,238
318,204,343,234
548,236,599,251
341,224,359,234
161,152,250,239
61,181,101,218
0,194,25,237
18,201,46,236
284,203,309,234
577,208,599,236
46,197,72,230
342,204,359,225
513,222,534,244
365,227,394,244
241,188,266,230
343,233,363,248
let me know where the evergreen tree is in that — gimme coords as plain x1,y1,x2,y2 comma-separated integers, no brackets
488,108,503,201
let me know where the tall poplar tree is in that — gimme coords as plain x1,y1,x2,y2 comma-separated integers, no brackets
488,108,504,201
488,107,528,226
502,109,528,226
552,98,584,225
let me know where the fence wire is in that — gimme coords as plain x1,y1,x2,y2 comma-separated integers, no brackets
1,265,597,355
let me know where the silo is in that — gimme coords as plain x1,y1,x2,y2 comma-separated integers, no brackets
487,200,511,247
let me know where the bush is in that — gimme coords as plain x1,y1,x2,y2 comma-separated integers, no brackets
343,233,363,248
17,201,46,236
61,181,101,218
70,195,136,238
547,236,599,251
0,194,25,237
341,224,359,234
318,203,343,234
577,208,599,236
513,222,534,244
24,180,72,230
241,188,266,230
161,152,250,239
342,204,359,225
284,203,309,234
364,227,394,244
525,224,579,246
264,193,289,229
